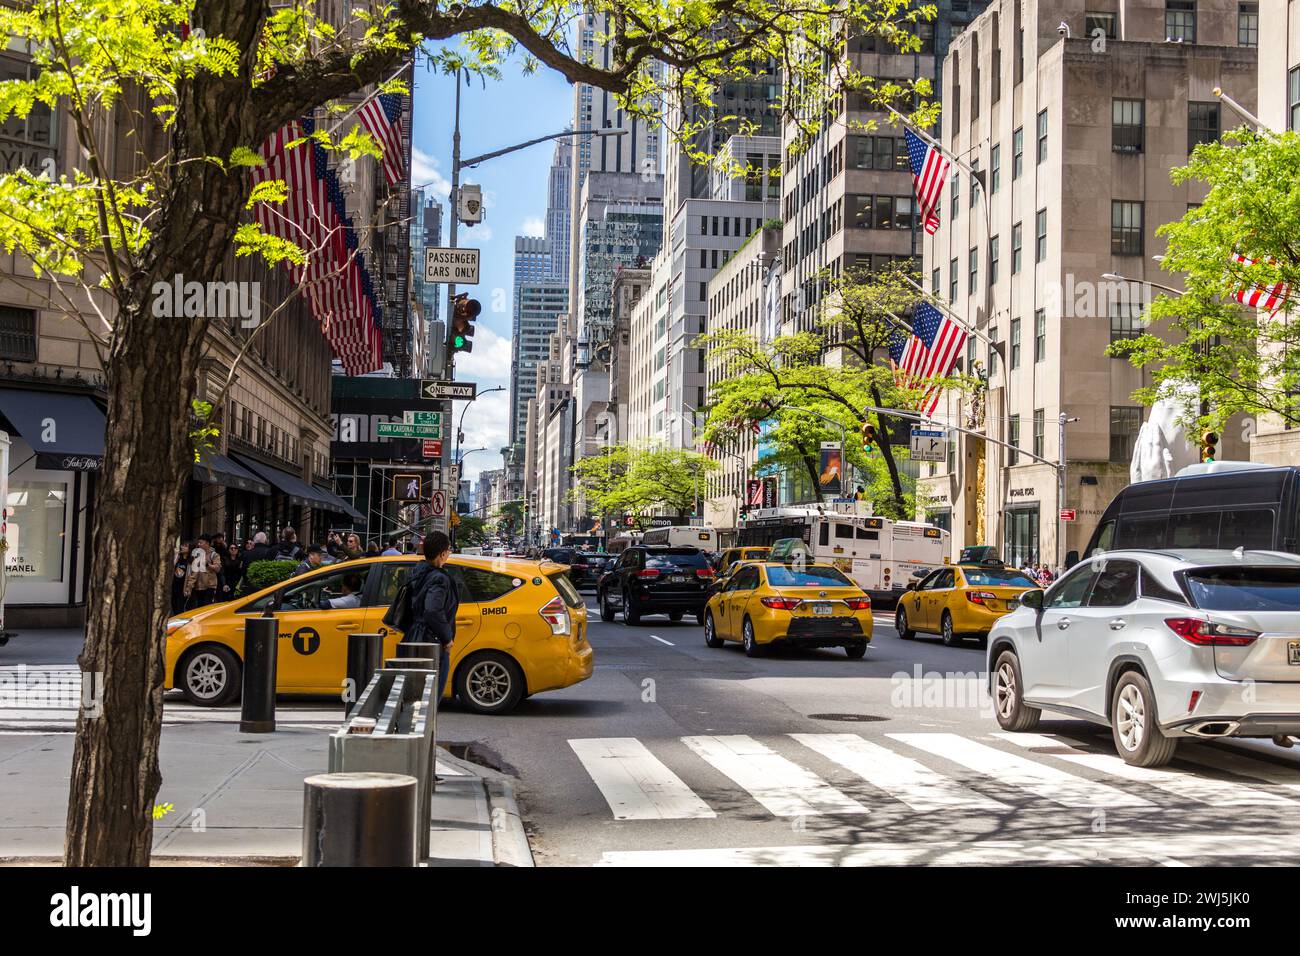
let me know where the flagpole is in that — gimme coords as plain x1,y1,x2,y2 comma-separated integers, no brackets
880,101,982,181
326,63,411,136
895,273,1002,353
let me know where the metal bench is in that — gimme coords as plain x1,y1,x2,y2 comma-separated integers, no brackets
329,666,438,858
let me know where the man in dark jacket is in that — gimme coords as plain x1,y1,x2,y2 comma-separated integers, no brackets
402,530,458,702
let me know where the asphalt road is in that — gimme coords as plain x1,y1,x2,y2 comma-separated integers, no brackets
437,592,1300,867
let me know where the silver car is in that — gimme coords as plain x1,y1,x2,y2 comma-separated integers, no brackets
987,549,1300,766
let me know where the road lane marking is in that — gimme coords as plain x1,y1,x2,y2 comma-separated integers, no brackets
994,732,1295,807
791,733,1007,812
889,733,1153,809
569,738,716,820
681,734,869,817
595,832,1300,866
649,635,674,646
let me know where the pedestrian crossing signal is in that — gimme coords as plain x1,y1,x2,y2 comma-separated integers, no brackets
450,293,481,354
861,422,878,454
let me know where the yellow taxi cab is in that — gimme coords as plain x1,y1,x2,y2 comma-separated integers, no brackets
717,546,772,572
703,561,873,658
164,554,593,714
894,560,1039,647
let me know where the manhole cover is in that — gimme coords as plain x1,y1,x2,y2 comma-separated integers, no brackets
807,713,887,722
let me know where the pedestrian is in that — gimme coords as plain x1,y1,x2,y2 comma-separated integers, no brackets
293,544,325,578
213,531,239,597
276,527,304,562
183,533,222,609
171,541,190,615
365,540,381,557
246,530,277,564
381,536,402,556
344,532,364,560
399,530,458,704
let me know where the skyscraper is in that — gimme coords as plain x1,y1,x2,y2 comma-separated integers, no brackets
545,138,572,282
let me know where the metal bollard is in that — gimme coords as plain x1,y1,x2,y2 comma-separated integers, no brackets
386,656,434,670
345,632,384,715
397,641,437,659
302,772,418,867
240,611,278,733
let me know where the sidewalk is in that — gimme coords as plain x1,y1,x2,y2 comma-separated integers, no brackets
0,710,532,867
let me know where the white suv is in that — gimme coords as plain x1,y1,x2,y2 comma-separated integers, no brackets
987,549,1300,766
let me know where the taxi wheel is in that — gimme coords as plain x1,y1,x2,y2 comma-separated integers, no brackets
599,590,615,622
455,651,525,715
844,643,867,659
742,618,763,658
940,612,961,647
704,612,724,648
622,591,641,625
896,608,915,640
178,645,241,706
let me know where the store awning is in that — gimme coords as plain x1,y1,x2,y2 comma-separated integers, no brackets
233,454,361,519
0,388,106,471
194,448,271,496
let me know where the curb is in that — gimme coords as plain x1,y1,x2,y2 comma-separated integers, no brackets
485,779,534,868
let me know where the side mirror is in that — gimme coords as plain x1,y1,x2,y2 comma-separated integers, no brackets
1020,589,1044,611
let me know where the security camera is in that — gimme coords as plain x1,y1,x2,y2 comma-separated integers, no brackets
1057,21,1071,38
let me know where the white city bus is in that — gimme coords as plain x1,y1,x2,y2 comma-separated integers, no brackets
640,525,718,551
736,506,949,603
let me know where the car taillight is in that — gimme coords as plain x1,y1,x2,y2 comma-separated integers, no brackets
636,568,660,579
760,597,802,610
539,596,571,636
1164,618,1259,647
966,591,997,605
695,567,714,578
844,597,872,611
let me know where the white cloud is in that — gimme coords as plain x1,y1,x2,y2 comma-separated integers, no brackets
453,323,512,387
411,147,451,198
463,223,493,242
458,388,511,482
520,216,545,238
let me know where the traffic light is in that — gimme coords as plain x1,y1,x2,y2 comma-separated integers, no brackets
1201,430,1219,463
450,293,481,354
861,422,878,454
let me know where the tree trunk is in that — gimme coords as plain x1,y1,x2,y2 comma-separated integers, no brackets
869,386,907,519
800,445,823,503
64,0,263,866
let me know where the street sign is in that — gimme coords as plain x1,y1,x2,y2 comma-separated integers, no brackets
424,247,480,285
422,439,442,458
377,422,441,439
419,380,476,401
910,426,947,463
1060,508,1077,521
431,489,447,517
394,473,426,503
402,410,443,427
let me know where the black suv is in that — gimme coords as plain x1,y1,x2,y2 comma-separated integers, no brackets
542,548,602,589
597,546,713,624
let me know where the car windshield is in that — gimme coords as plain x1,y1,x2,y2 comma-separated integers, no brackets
646,550,707,570
963,568,1037,587
766,565,853,587
1182,567,1300,611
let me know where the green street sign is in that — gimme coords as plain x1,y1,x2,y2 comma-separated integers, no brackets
402,411,443,427
377,422,442,439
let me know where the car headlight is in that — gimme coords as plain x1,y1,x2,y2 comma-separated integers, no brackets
165,617,192,635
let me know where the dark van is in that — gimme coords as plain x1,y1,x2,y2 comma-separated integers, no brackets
1082,462,1300,562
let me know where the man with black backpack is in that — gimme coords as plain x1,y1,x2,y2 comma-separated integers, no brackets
387,531,458,703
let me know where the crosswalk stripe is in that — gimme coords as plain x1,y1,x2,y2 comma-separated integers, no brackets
682,734,869,817
569,738,716,820
596,831,1300,867
994,732,1295,807
888,733,1154,809
791,733,1008,812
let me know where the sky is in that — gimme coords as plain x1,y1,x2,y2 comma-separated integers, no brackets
409,59,573,486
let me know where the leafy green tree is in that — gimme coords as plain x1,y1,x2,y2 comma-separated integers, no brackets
572,445,718,519
493,500,525,541
456,515,490,548
0,0,938,865
1109,129,1300,431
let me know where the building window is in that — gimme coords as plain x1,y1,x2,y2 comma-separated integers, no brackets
951,173,960,219
1033,409,1045,460
988,325,999,376
965,335,977,374
1291,68,1300,131
0,305,38,361
949,257,958,302
1238,3,1258,45
1012,127,1023,179
1008,415,1020,466
1011,222,1023,274
968,247,979,294
931,267,940,297
990,235,1000,285
1111,201,1144,256
1086,12,1118,38
1009,316,1020,368
1036,109,1048,165
1034,308,1046,362
970,160,980,208
1110,301,1145,343
990,144,1001,194
1188,102,1220,153
1166,1,1196,42
1035,209,1047,263
1112,98,1144,153
1111,406,1143,463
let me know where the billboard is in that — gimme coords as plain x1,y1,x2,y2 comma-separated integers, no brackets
818,442,843,497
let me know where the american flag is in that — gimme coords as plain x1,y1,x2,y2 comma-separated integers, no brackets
893,302,968,416
1229,252,1291,315
357,92,405,186
904,128,950,236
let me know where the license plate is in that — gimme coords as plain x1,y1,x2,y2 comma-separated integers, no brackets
670,575,687,584
813,602,833,616
1289,641,1300,665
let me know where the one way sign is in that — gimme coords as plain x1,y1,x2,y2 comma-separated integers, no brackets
420,380,476,401
910,426,947,462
